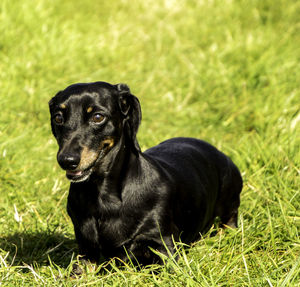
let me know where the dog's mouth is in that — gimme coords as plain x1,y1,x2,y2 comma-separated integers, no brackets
63,139,115,183
65,149,106,182
66,167,93,183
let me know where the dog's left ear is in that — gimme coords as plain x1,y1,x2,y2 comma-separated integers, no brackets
48,96,57,137
115,83,142,152
48,91,62,138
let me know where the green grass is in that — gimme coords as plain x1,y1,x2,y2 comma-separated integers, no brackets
0,0,299,285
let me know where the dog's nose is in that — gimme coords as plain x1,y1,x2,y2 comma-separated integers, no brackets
57,153,80,170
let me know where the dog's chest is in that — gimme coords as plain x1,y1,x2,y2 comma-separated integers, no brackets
67,190,132,247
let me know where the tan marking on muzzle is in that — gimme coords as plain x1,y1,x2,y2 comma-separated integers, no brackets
77,147,98,170
60,103,66,109
77,138,115,170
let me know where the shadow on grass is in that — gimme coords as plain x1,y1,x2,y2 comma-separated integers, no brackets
0,231,77,269
0,226,224,272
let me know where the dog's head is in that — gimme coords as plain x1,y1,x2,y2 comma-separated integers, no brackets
49,81,142,182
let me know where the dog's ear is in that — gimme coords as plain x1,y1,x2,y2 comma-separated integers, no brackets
48,97,55,110
115,83,142,152
48,91,62,111
48,91,61,137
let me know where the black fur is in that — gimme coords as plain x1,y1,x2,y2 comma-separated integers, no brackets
49,81,242,266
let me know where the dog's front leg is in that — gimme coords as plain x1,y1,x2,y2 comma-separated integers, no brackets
70,225,101,277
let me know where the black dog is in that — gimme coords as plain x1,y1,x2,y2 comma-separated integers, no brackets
49,81,242,267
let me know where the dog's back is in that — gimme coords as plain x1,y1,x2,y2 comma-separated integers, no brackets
144,137,243,242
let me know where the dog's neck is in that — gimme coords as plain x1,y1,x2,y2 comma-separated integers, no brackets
90,133,143,202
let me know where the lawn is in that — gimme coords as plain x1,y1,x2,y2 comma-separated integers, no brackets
0,0,299,286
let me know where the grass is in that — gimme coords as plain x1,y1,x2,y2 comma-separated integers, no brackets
0,0,299,285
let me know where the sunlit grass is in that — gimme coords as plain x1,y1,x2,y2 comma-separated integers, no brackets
0,0,299,285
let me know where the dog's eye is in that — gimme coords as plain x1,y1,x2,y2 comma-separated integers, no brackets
54,114,64,125
92,113,105,124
